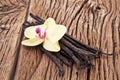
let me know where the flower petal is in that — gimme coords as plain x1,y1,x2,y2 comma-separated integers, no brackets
21,38,44,46
24,26,37,38
44,18,56,29
43,39,60,52
24,25,46,38
47,25,67,42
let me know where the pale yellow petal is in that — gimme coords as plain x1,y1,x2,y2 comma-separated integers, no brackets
21,38,44,46
24,25,46,38
43,39,60,52
24,26,37,38
44,18,56,29
47,25,67,42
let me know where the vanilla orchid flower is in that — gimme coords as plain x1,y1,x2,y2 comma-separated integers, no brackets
21,18,67,52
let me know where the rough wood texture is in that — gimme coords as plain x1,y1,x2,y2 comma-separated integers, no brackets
0,0,120,80
0,0,29,80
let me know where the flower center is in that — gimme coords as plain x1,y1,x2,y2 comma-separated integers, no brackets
35,27,46,39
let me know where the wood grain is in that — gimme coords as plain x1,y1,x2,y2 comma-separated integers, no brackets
0,0,29,80
14,0,120,80
0,0,120,80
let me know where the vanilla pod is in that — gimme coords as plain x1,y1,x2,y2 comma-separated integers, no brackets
22,13,112,76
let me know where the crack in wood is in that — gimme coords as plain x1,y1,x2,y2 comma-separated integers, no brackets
8,0,31,80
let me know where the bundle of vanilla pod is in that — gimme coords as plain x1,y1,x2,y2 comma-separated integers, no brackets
22,13,111,76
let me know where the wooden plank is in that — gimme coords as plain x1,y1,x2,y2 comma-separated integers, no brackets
14,0,88,80
13,0,120,80
0,0,29,80
89,0,120,80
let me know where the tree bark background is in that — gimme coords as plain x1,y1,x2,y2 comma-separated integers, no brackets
0,0,120,80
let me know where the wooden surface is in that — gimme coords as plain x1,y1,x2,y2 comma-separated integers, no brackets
0,0,120,80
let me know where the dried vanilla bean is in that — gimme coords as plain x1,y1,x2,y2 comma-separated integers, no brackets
60,38,97,61
60,43,92,68
30,13,44,23
60,39,93,67
64,34,101,54
53,52,72,66
60,50,73,60
40,46,64,76
60,43,81,69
